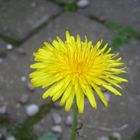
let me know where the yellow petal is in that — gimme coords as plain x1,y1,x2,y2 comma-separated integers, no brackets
42,79,65,99
30,63,46,69
84,85,97,109
110,75,128,82
52,76,71,101
103,84,122,96
65,93,75,112
43,42,53,51
105,78,122,89
75,80,84,113
92,83,108,107
59,83,73,106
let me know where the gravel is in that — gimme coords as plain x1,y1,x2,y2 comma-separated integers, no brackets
112,132,121,140
52,113,62,125
77,0,89,8
51,125,62,134
65,115,72,126
0,106,7,115
19,94,29,104
6,44,13,50
25,104,39,116
6,136,16,140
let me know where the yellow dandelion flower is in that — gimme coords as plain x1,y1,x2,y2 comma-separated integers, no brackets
29,31,128,113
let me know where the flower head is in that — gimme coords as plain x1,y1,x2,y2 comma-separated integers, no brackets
29,31,128,113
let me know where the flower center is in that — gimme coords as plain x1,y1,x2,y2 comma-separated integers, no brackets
73,60,86,75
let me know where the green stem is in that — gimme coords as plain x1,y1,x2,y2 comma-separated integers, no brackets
70,99,78,140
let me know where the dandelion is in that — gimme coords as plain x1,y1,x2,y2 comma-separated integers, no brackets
29,31,128,113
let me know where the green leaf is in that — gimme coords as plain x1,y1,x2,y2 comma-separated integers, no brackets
38,132,58,140
64,3,77,11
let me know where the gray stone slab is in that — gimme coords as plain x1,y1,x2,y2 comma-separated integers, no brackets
20,12,113,47
0,12,113,134
78,0,140,32
0,0,61,40
120,40,140,96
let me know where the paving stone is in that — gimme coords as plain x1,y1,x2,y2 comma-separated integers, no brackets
119,40,140,96
0,0,61,40
78,0,140,32
0,52,43,121
19,12,113,47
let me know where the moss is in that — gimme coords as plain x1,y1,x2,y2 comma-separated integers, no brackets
0,115,14,132
109,136,118,140
131,129,140,140
0,34,20,46
64,3,77,11
104,21,139,51
14,101,53,140
89,16,140,51
51,0,77,11
0,101,54,140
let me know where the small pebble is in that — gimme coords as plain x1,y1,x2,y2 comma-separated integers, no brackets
52,113,62,124
19,94,29,104
27,82,34,92
15,103,21,109
104,93,110,102
97,136,109,140
51,125,62,134
77,0,89,8
112,132,121,140
25,104,39,116
20,76,26,82
31,2,36,7
6,44,13,50
6,136,16,140
0,106,7,115
65,115,72,126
